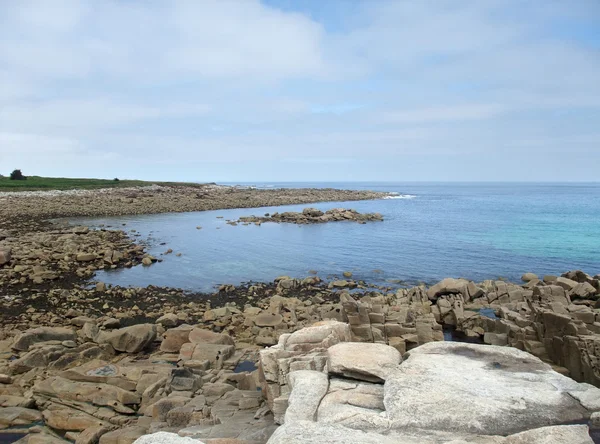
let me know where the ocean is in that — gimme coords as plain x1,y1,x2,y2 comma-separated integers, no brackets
74,182,600,292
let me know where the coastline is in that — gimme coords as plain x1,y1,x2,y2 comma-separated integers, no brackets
0,185,599,443
0,184,387,223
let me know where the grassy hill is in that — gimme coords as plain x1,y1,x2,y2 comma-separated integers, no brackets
0,176,203,191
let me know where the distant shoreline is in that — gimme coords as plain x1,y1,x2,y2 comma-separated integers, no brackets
0,184,388,224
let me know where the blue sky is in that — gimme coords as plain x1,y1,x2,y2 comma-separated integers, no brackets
1,0,599,182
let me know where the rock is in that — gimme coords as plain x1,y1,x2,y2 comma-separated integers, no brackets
268,421,595,444
179,343,234,365
327,342,401,383
12,327,76,351
99,426,147,444
96,282,107,292
285,371,329,423
384,342,594,435
521,273,538,282
342,271,352,278
570,282,597,299
426,278,482,301
160,326,193,353
97,324,157,353
188,328,234,345
0,248,11,265
591,411,600,429
156,313,178,328
302,208,324,217
76,253,97,262
133,432,205,443
317,379,386,429
76,425,115,444
42,406,107,431
0,406,43,427
504,424,593,443
254,312,284,327
267,421,399,444
555,277,579,291
142,257,153,266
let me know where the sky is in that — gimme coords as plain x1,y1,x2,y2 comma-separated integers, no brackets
1,0,599,182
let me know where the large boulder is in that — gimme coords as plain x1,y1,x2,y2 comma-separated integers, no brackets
384,342,599,435
97,324,157,353
327,342,401,383
12,327,76,352
426,278,483,302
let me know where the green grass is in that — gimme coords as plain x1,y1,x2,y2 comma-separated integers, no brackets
0,176,205,191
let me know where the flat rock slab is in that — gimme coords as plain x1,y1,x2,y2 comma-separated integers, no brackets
267,421,594,444
327,342,401,382
384,342,598,436
12,327,76,351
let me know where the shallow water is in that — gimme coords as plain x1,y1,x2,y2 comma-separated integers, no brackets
71,182,600,292
0,434,26,444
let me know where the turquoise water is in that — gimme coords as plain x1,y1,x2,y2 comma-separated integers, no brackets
78,182,600,292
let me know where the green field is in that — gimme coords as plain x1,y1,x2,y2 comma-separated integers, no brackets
0,176,204,191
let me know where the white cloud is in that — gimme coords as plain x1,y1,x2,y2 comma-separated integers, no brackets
0,0,599,181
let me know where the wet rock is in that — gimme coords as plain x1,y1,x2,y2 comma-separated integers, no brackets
521,273,538,282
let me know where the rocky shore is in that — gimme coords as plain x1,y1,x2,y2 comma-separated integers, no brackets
0,269,599,443
1,185,599,443
0,185,387,221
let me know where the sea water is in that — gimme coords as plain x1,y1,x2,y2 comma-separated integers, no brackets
72,182,600,292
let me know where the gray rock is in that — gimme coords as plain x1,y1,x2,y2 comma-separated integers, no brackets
317,379,387,430
384,342,592,435
285,370,329,423
133,432,205,443
504,424,593,443
327,342,401,383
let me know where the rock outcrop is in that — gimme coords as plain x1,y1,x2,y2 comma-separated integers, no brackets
235,208,384,225
261,325,599,443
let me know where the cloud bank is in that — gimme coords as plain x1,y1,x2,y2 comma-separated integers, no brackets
1,0,599,181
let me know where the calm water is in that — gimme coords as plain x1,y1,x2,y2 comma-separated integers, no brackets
74,182,600,292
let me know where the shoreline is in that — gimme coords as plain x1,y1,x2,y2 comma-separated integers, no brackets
0,184,388,224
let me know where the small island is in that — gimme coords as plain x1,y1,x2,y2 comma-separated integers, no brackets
231,207,384,225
